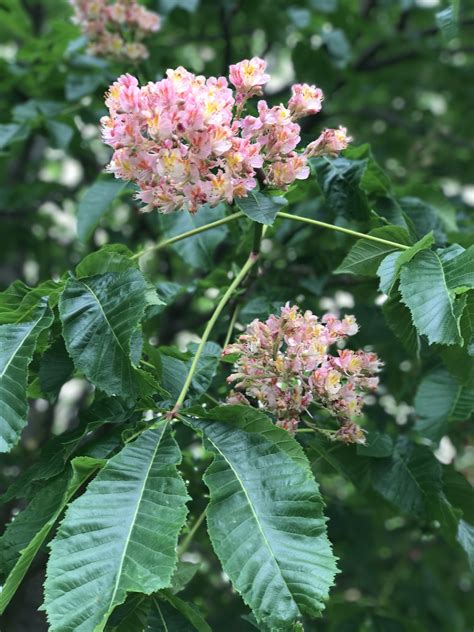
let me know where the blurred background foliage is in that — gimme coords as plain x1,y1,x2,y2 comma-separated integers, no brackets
0,0,473,630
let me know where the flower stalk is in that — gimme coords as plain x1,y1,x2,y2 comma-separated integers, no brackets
172,245,263,413
277,211,410,250
131,211,244,260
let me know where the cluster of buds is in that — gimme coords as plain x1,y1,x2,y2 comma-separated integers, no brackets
223,304,382,442
101,57,351,214
70,0,160,61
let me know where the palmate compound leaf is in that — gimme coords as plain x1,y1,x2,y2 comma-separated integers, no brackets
59,269,153,400
43,422,190,632
0,298,53,452
0,457,104,614
184,405,338,630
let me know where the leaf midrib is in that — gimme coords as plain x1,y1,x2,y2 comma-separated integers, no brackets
99,426,166,629
0,310,44,378
79,280,128,358
153,597,170,632
206,435,297,610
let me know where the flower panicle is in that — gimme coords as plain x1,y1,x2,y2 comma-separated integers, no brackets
70,0,160,61
223,303,382,441
100,58,351,215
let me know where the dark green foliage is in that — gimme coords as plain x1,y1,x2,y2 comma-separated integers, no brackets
1,1,474,631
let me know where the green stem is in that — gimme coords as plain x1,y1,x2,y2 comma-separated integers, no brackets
203,392,221,406
173,252,259,410
124,417,168,444
178,506,207,555
131,211,244,260
223,303,240,348
277,211,411,250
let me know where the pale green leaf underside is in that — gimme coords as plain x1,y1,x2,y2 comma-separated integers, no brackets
399,246,474,346
44,424,189,632
457,520,474,574
400,250,462,345
335,225,411,276
188,411,338,630
59,270,148,399
0,299,53,452
377,231,435,294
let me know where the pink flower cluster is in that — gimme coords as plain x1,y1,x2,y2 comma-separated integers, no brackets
223,304,382,441
101,58,351,214
70,0,160,61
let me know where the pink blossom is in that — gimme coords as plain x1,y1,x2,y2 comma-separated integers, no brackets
101,62,350,214
229,57,270,97
288,83,324,119
305,126,352,158
70,0,161,61
223,304,382,440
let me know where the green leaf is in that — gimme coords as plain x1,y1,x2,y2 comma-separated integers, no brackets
414,367,474,441
457,520,474,574
65,72,105,101
373,438,461,540
76,178,127,242
160,342,221,402
59,270,149,399
44,423,189,632
236,191,287,225
39,337,74,400
105,595,150,632
399,250,464,345
443,245,474,294
0,299,53,452
1,418,121,504
307,435,372,489
47,120,74,150
160,204,229,270
443,467,474,525
343,143,392,196
160,203,229,270
436,1,460,42
76,245,137,277
160,0,200,13
382,292,420,357
0,123,22,149
152,593,211,632
441,292,474,387
371,438,442,517
170,561,200,594
357,432,393,458
0,457,103,614
399,197,447,244
199,405,311,471
105,592,211,632
377,232,435,294
315,156,370,220
335,226,411,276
186,407,338,629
